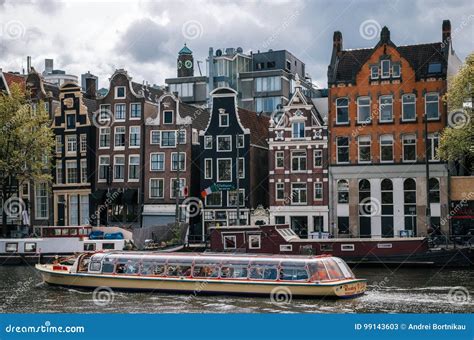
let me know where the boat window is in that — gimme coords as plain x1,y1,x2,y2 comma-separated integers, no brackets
333,257,354,279
324,258,345,280
89,261,102,272
307,261,330,282
5,243,18,252
53,228,62,236
102,243,115,250
248,263,278,280
61,228,69,236
220,262,249,279
24,242,36,253
193,265,219,278
320,244,333,251
279,263,308,281
115,259,140,275
70,228,78,236
140,260,167,276
101,258,115,273
167,261,193,277
84,243,96,251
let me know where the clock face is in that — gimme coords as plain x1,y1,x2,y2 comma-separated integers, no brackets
184,60,192,69
178,60,183,69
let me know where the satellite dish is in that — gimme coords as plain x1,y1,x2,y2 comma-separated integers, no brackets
236,47,243,53
216,49,222,57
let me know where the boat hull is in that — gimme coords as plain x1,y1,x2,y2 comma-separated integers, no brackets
36,265,367,298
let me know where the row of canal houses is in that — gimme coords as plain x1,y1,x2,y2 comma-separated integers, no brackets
0,20,465,241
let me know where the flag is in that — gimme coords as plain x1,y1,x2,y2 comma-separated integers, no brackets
201,183,219,198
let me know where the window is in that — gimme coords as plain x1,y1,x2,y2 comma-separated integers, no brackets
428,62,442,74
204,136,212,149
170,178,185,198
248,235,261,249
150,153,164,171
169,83,193,97
223,235,236,249
78,134,87,153
357,97,371,123
65,135,77,154
114,126,126,148
379,96,393,122
178,130,186,144
66,160,77,184
280,244,293,252
370,66,379,79
425,93,439,120
99,128,110,148
217,159,232,182
380,135,393,162
66,113,75,130
313,149,323,167
80,159,87,183
115,103,126,120
149,179,164,198
402,94,416,121
217,136,231,151
392,63,401,77
99,104,111,122
130,103,141,119
403,134,416,162
56,161,62,184
129,126,140,147
55,135,62,153
171,152,185,171
150,131,160,145
255,76,281,92
161,131,176,147
219,113,229,127
35,182,48,219
163,111,173,124
404,178,417,235
115,86,126,99
128,155,140,180
428,133,439,161
255,96,280,113
381,179,394,237
275,216,286,225
204,159,212,179
292,122,305,139
237,135,244,148
275,151,284,168
205,192,222,207
358,136,371,163
381,60,390,78
429,178,440,203
291,151,306,172
314,182,323,200
238,158,245,179
113,156,125,181
228,189,245,207
291,183,307,204
336,137,349,164
275,183,285,200
24,242,36,252
84,243,96,251
336,98,349,124
5,243,18,252
337,180,349,204
98,156,109,181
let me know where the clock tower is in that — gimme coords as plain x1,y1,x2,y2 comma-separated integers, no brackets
177,43,194,78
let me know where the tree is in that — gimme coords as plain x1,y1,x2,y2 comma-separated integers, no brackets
0,83,54,235
438,52,474,175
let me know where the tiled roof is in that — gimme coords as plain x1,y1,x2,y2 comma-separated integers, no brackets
131,82,165,102
43,82,60,98
238,108,269,147
83,97,98,114
3,72,26,92
179,102,210,131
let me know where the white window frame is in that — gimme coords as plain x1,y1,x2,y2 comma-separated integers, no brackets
65,135,77,155
170,178,186,199
205,191,222,207
204,158,213,179
291,182,307,205
99,127,110,149
402,134,417,163
150,130,160,145
228,189,245,208
204,136,213,149
392,63,401,78
150,152,165,172
425,92,440,120
114,103,126,121
160,130,177,148
280,244,293,252
238,157,245,179
114,126,126,150
291,121,305,139
219,113,229,127
358,135,371,164
402,94,416,122
55,135,62,154
313,149,323,168
217,158,232,182
223,235,237,250
381,60,390,78
336,97,349,124
98,156,110,182
216,135,232,152
113,155,125,182
128,154,140,181
336,137,349,164
34,182,48,220
129,126,141,148
275,151,284,169
80,159,87,183
428,133,440,161
291,150,307,172
357,96,371,123
379,95,393,122
56,160,62,184
314,182,323,200
114,86,126,99
171,152,186,171
149,178,164,199
163,110,174,125
275,182,285,201
130,102,141,120
380,134,394,163
341,244,355,251
248,235,261,249
370,65,379,79
65,160,77,184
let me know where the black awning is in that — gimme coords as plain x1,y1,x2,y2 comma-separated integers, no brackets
123,189,138,205
106,190,123,205
90,189,107,204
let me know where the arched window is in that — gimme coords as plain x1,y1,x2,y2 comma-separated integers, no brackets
358,179,371,213
337,180,349,203
381,179,394,237
429,178,440,203
403,178,417,235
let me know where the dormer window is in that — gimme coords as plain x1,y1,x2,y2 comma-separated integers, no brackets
370,66,379,79
381,60,390,78
428,62,442,74
163,110,174,124
392,63,401,78
219,113,229,127
292,122,305,139
115,86,126,99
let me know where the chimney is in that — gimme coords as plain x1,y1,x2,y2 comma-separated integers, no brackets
333,31,343,55
26,56,31,73
442,19,451,45
85,74,97,99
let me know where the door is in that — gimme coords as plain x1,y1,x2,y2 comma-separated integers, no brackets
57,195,65,226
359,216,371,238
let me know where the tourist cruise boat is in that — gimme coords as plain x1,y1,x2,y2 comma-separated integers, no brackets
0,226,133,265
35,252,367,298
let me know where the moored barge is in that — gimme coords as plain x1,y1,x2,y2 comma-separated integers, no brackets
36,252,367,298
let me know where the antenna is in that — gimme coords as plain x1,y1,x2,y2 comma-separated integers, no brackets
197,60,203,76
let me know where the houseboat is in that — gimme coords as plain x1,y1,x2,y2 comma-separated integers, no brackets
36,252,367,298
0,225,134,265
209,225,474,267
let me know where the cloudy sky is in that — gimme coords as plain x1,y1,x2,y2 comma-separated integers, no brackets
1,0,473,89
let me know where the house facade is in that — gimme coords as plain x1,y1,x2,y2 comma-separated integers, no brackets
198,88,269,240
268,77,329,238
327,21,459,238
92,69,162,227
51,82,96,226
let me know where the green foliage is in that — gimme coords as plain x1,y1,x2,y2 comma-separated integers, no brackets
0,83,54,196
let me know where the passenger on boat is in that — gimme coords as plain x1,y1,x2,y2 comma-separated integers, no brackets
116,263,125,274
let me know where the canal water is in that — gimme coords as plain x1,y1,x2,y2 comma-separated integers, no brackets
0,266,472,313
